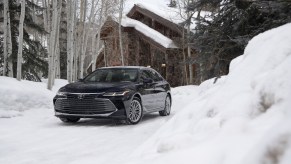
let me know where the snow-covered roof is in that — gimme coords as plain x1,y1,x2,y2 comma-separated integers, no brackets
120,17,178,49
109,0,212,49
123,0,211,30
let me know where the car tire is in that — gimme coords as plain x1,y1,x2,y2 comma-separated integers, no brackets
159,95,171,116
126,97,143,125
59,117,80,123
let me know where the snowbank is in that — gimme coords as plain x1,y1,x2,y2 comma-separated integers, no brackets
127,23,291,164
0,77,67,118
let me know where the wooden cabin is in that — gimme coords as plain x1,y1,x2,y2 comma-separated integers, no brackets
90,4,198,87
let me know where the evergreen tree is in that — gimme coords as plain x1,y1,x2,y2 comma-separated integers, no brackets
0,0,48,81
187,0,291,82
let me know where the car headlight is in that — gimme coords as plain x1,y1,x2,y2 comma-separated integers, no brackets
103,91,130,96
56,91,67,96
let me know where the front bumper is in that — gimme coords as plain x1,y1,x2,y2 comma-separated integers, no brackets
55,110,127,119
54,93,128,119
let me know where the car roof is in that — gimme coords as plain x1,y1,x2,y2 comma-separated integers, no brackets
99,66,149,70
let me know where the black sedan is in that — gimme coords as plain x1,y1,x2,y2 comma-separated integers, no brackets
53,66,172,124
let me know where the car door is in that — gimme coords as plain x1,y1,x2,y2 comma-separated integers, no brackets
148,69,167,110
139,70,156,112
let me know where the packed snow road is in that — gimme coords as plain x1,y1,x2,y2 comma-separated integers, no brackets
0,86,198,164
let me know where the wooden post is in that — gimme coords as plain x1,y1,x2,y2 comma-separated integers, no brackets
136,37,140,65
150,46,154,67
165,52,168,81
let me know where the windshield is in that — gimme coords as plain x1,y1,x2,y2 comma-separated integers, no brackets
84,68,139,83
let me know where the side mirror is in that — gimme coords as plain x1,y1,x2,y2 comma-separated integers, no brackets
143,78,153,84
77,78,84,82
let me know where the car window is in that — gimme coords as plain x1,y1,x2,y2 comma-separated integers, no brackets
140,70,152,82
84,69,138,82
151,70,164,81
145,69,163,82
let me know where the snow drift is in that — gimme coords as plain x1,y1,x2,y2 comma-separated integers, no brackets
0,77,67,118
127,23,291,164
0,22,290,164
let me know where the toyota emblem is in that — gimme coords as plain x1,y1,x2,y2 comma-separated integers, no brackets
78,94,84,99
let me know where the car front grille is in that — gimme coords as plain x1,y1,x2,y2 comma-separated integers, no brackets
55,93,117,115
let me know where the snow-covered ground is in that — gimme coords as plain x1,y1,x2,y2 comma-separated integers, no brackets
0,78,198,164
0,78,66,118
125,23,291,164
1,23,291,164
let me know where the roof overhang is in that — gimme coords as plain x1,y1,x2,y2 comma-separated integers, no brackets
127,4,183,36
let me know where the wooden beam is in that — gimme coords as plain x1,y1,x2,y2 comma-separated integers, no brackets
165,52,168,80
127,5,182,36
135,30,167,53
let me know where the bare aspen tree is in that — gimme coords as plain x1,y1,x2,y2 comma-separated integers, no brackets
42,0,48,32
79,0,90,79
118,0,124,66
74,0,85,79
7,10,13,77
32,0,39,41
187,11,193,84
66,0,72,82
72,1,78,82
42,0,50,56
78,0,86,78
90,10,98,70
67,0,76,83
47,0,59,89
176,0,191,84
54,0,62,80
3,0,13,77
92,0,104,72
185,0,193,84
3,0,8,76
16,0,26,81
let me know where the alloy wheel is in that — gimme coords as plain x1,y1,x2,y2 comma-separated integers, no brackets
128,98,142,124
159,96,171,116
165,96,171,115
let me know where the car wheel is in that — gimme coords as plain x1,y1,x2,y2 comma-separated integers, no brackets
159,95,171,116
127,97,143,124
59,117,80,123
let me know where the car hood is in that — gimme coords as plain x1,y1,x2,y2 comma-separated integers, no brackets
60,81,136,93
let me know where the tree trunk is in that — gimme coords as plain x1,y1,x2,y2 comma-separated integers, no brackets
118,0,124,66
47,0,58,89
197,9,203,83
92,0,104,72
66,0,72,82
187,12,193,84
66,0,76,83
182,29,188,85
42,0,48,39
79,0,89,79
3,0,13,77
16,0,26,81
91,22,97,71
7,11,13,77
3,0,8,76
72,1,78,82
54,0,62,80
